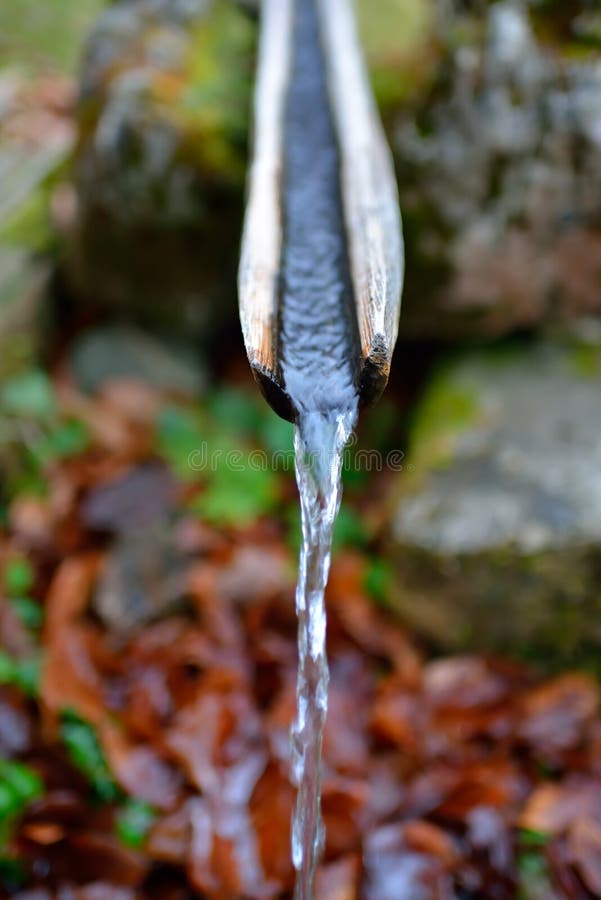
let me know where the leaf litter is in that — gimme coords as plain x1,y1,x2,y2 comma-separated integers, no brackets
0,372,601,899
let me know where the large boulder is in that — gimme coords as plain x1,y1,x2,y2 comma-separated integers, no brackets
395,1,601,338
388,332,601,669
68,0,256,336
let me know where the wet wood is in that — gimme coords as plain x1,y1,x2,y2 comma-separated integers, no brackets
318,0,404,404
238,0,294,415
238,0,403,419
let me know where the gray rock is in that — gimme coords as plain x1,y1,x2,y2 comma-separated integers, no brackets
395,1,601,338
389,333,601,668
68,0,255,335
82,463,177,533
70,324,206,395
93,522,189,634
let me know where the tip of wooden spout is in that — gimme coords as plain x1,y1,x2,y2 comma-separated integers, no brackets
359,334,393,408
239,0,404,423
250,359,296,423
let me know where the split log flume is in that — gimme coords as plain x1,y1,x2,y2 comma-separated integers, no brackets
238,0,403,894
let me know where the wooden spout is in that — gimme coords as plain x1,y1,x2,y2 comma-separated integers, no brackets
238,0,404,422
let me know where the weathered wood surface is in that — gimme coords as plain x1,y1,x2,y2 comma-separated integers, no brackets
238,0,404,418
238,0,293,405
318,0,404,404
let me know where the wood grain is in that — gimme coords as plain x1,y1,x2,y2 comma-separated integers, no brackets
238,0,293,404
317,0,404,404
238,0,404,417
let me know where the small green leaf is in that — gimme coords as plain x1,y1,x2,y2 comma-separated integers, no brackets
157,405,206,481
363,558,394,606
116,799,156,849
32,419,89,468
0,652,41,697
11,598,43,631
519,828,551,848
60,714,121,803
332,506,368,551
0,760,44,807
1,370,56,419
3,558,34,597
195,464,279,526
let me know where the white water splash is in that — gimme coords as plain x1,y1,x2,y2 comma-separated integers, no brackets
290,408,356,900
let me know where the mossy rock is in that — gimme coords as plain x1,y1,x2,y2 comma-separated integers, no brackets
393,1,601,339
69,0,256,335
388,335,601,671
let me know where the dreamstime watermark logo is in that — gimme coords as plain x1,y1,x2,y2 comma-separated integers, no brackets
187,433,408,474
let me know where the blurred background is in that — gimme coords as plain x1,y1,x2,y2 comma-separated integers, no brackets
1,1,601,898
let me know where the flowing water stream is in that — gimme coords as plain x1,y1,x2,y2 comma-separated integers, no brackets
278,0,361,895
290,410,356,898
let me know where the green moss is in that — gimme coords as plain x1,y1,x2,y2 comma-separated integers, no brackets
569,340,601,378
0,0,104,75
357,0,438,111
167,4,255,184
408,362,480,470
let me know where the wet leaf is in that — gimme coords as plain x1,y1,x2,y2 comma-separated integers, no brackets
519,778,601,836
115,800,157,850
566,817,601,895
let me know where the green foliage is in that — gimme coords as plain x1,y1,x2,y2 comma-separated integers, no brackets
115,799,156,850
0,369,89,498
32,419,89,467
0,0,105,75
516,827,553,899
363,558,394,606
60,713,121,804
0,760,43,890
157,393,283,527
155,405,204,482
0,766,38,817
10,597,43,631
0,187,53,253
0,652,41,697
0,759,44,821
3,557,34,596
518,828,551,848
173,3,256,183
194,461,279,527
357,0,437,111
569,340,601,378
1,370,56,419
409,361,479,470
332,506,368,552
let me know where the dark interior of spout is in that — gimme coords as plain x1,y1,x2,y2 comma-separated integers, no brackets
264,0,362,425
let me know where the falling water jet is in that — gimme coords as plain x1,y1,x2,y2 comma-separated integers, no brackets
290,410,355,898
238,0,403,895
